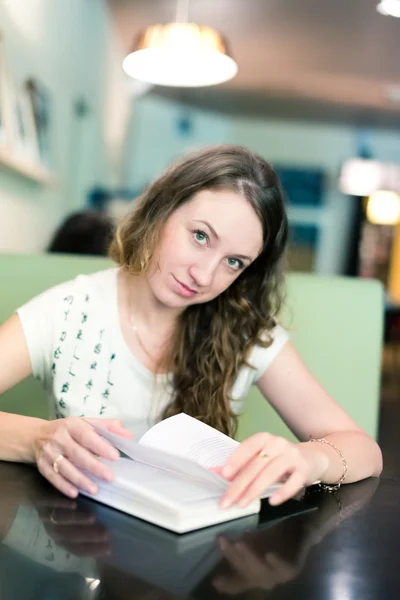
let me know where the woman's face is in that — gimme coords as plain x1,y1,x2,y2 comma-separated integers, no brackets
147,189,264,309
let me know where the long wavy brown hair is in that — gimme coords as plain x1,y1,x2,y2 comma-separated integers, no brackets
109,145,288,436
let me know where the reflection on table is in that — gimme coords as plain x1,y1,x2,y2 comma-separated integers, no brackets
0,462,393,599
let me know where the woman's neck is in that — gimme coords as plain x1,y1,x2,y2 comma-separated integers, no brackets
120,269,181,335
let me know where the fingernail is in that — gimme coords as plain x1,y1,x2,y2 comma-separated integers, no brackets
222,466,233,478
88,485,98,495
109,449,120,460
238,498,249,508
269,495,279,505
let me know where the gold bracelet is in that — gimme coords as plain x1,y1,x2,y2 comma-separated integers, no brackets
309,437,348,492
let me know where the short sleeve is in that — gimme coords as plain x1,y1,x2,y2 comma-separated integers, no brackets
16,279,76,388
230,324,290,409
249,324,290,383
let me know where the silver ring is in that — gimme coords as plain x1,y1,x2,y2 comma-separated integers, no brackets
53,454,65,474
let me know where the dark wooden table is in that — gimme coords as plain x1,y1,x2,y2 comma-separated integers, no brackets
0,462,399,599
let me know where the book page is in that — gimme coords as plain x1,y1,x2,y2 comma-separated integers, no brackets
140,414,284,499
91,423,227,492
139,413,240,468
87,458,223,505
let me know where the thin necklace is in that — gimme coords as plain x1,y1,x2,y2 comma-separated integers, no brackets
130,320,161,363
128,287,168,363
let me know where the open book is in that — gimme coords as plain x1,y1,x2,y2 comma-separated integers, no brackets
82,413,282,533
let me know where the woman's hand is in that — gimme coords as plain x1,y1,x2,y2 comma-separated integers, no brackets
214,433,329,508
33,417,133,499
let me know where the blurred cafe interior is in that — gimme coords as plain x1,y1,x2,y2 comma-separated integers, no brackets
1,0,400,470
0,0,400,596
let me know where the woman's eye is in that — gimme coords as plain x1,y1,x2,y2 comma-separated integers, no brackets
226,257,244,271
194,230,209,245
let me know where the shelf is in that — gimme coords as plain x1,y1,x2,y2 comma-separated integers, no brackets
0,148,54,185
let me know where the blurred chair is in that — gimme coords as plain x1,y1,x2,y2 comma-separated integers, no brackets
0,254,384,440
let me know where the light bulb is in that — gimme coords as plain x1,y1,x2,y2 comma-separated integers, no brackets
367,190,400,225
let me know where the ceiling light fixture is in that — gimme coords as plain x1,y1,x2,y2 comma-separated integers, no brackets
377,0,400,17
339,159,400,197
122,0,238,88
366,190,400,225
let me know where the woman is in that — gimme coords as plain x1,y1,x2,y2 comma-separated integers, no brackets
0,145,382,509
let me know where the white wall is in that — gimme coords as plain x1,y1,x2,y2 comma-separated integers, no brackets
0,0,130,252
122,94,232,191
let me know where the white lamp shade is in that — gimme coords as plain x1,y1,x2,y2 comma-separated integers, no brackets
377,1,400,17
122,23,238,87
366,190,400,225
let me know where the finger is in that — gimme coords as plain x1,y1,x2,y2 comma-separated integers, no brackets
65,420,120,461
41,443,101,495
65,439,115,483
37,458,79,498
269,470,306,506
220,453,273,508
42,434,114,485
220,436,292,507
221,433,273,480
85,418,133,439
235,454,298,507
48,451,101,495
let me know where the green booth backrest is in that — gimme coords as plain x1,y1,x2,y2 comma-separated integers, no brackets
0,254,383,440
237,273,383,442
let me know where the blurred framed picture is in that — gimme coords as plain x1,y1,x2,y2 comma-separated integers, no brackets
0,33,12,150
10,81,40,163
276,166,326,207
26,77,52,168
0,34,39,164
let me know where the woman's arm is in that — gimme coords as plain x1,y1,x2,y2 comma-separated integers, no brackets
0,314,132,499
218,342,382,509
256,341,383,483
0,314,47,463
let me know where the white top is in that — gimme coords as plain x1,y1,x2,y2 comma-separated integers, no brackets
17,268,289,439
